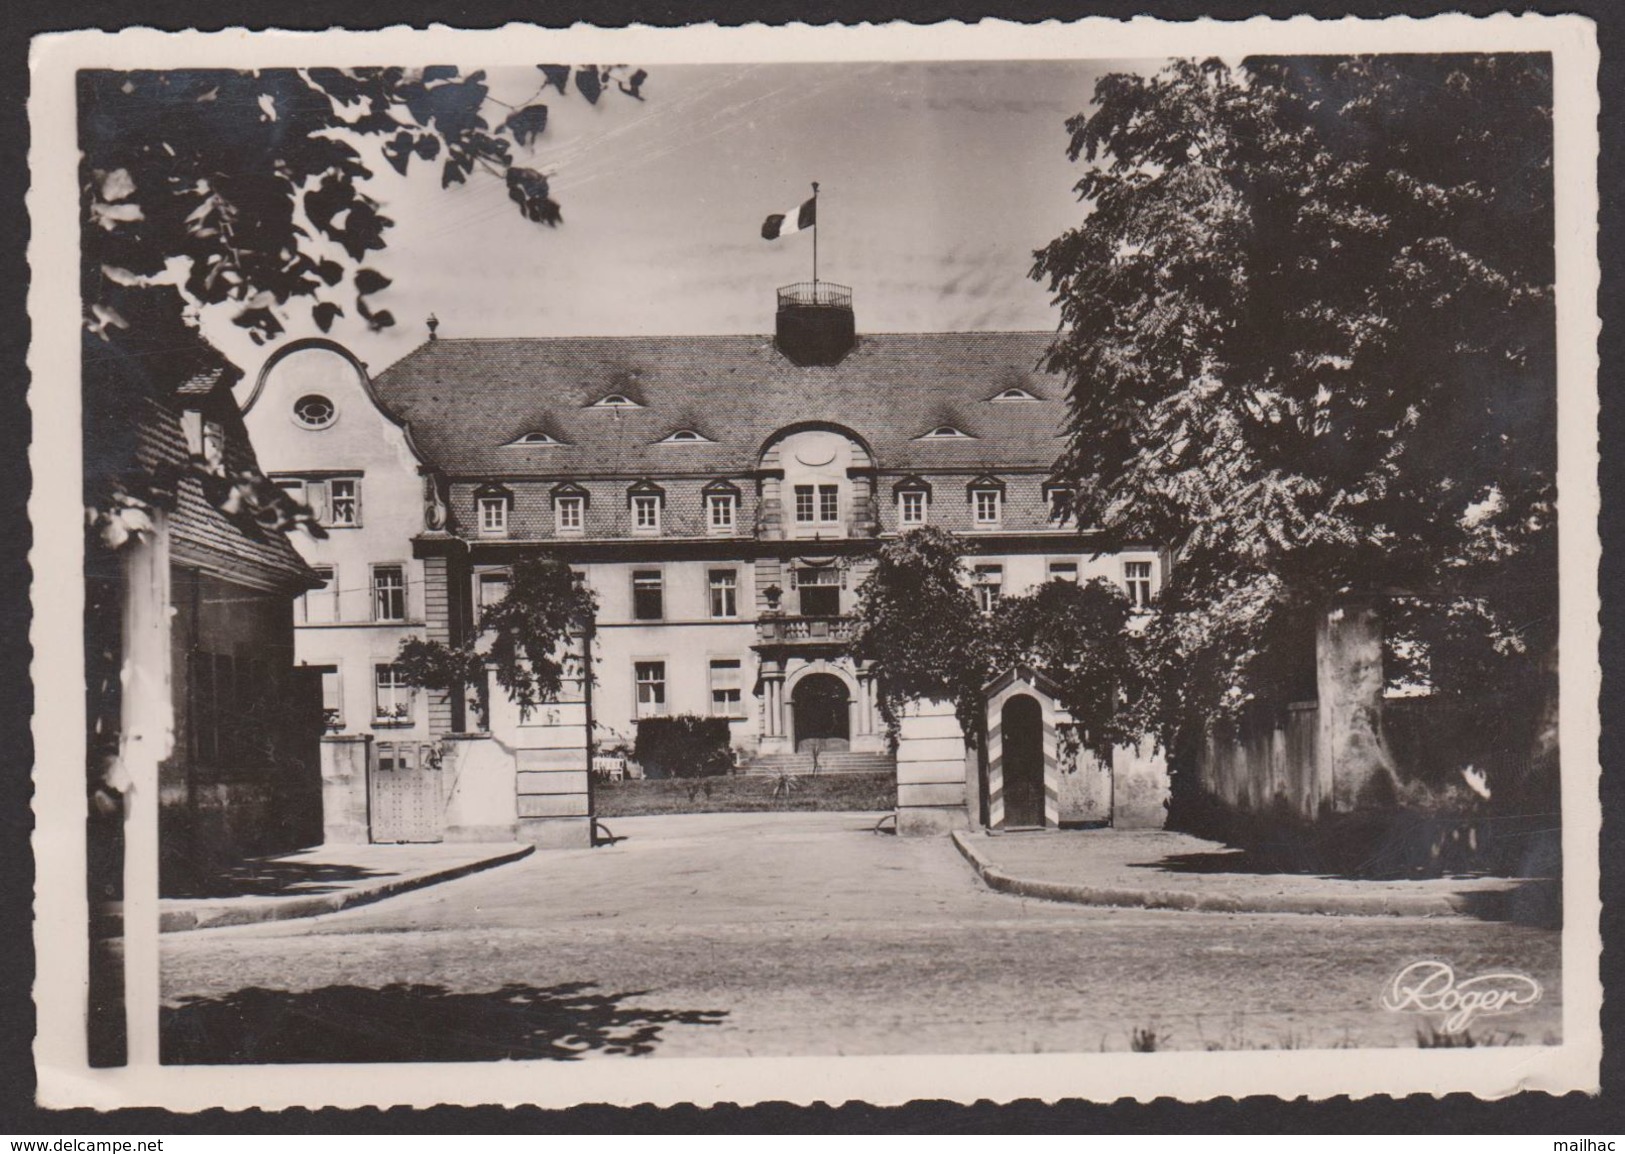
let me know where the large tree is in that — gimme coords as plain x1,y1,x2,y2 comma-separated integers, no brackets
80,64,644,536
1033,56,1557,788
395,557,598,727
849,528,1140,749
847,528,990,735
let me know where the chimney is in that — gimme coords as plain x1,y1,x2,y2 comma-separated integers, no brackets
774,282,855,366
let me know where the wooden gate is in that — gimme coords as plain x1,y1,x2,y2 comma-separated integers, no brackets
369,740,444,843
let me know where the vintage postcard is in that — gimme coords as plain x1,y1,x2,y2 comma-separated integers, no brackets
29,14,1601,1111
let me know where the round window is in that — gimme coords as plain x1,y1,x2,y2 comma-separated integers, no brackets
293,394,336,429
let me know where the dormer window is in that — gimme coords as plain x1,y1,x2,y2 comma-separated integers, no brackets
627,480,665,534
703,479,741,535
474,483,512,538
591,394,643,409
505,431,566,447
989,387,1040,403
968,476,1005,529
918,425,974,440
657,429,713,444
551,482,588,537
893,477,932,528
1044,484,1076,525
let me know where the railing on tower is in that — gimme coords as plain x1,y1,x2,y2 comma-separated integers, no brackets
777,281,853,310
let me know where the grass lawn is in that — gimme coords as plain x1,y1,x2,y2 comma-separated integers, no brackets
595,771,895,817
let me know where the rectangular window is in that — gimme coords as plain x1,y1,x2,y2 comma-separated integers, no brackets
1048,560,1079,583
632,570,664,621
478,496,508,536
707,493,736,532
555,495,583,534
973,488,1001,527
709,569,738,619
1047,487,1075,524
635,661,667,718
898,490,926,526
373,664,415,726
328,478,360,527
794,484,815,523
632,494,661,533
1124,560,1154,609
710,658,744,718
319,667,343,731
818,484,840,523
301,564,339,624
478,571,510,623
796,567,841,617
973,564,1004,613
372,564,406,622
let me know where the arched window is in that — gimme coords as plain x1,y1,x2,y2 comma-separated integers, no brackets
657,429,713,444
505,430,566,446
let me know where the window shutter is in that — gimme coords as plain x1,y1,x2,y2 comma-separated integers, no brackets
307,480,329,525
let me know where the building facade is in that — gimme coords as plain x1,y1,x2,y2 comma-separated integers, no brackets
241,287,1168,840
247,289,1163,764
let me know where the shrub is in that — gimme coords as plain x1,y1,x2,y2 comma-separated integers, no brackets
634,715,734,779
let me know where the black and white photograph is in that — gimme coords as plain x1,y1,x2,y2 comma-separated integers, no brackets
28,14,1601,1110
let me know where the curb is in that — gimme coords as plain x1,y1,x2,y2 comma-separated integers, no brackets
157,844,536,933
950,830,1479,918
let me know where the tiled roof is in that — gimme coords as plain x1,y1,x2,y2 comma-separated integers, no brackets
132,382,318,592
371,332,1066,478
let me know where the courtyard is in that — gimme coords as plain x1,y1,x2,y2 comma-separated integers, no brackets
158,812,1563,1062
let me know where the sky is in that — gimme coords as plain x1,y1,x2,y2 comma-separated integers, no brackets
202,59,1153,381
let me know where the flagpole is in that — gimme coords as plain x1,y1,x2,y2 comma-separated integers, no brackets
811,181,819,287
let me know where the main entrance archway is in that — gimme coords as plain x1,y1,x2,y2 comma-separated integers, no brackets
1001,693,1045,828
792,673,850,753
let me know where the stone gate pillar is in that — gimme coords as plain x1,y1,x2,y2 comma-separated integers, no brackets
1316,598,1399,811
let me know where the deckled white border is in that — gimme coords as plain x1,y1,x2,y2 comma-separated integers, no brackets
29,14,1602,1111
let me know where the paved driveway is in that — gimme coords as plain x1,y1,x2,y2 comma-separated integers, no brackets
161,812,1563,1061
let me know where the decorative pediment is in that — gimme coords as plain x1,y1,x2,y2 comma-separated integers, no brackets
473,482,513,502
702,477,742,497
551,480,589,505
625,479,665,505
965,474,1006,496
892,474,932,496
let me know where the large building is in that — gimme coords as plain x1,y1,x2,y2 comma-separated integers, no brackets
242,285,1168,839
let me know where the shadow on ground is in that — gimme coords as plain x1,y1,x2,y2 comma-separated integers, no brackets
161,981,728,1063
163,859,389,900
1129,852,1561,928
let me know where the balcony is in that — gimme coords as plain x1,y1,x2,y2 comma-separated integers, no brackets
755,614,857,647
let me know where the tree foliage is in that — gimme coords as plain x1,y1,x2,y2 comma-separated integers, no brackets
1033,55,1556,751
849,528,1140,750
848,528,989,734
79,65,643,538
987,577,1139,757
396,557,598,724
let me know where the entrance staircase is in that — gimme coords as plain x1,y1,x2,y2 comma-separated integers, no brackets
740,751,896,776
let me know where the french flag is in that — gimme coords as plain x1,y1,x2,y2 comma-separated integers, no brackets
761,196,816,240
